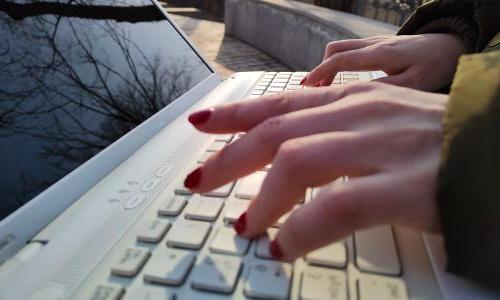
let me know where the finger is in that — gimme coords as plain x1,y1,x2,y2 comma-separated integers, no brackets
305,46,394,86
237,131,382,239
187,85,384,193
272,174,399,261
318,39,376,86
189,86,350,134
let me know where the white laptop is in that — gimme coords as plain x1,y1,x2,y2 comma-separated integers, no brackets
0,0,498,299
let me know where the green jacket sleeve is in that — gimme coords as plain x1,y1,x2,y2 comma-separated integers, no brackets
398,0,500,53
438,51,500,290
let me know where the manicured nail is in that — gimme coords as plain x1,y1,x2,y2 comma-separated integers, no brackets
300,76,307,85
234,212,247,235
269,239,284,260
188,109,212,125
184,167,202,189
315,83,320,87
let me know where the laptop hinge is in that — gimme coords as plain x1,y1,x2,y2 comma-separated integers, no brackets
0,241,45,283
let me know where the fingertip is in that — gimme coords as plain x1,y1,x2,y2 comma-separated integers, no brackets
188,108,213,126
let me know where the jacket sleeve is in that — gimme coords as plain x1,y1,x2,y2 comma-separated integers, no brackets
438,51,500,289
397,0,500,53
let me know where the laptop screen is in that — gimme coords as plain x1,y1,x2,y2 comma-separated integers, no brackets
0,0,213,220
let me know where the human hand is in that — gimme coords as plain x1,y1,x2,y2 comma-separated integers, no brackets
303,34,466,91
185,82,447,261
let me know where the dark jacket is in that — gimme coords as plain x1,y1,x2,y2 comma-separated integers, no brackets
397,0,500,290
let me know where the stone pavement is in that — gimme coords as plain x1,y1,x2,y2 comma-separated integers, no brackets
165,7,292,78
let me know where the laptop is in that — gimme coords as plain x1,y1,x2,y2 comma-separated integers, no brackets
0,0,497,299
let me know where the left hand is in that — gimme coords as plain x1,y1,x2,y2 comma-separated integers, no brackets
185,82,446,261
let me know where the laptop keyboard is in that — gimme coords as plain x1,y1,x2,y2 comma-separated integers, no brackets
88,72,409,300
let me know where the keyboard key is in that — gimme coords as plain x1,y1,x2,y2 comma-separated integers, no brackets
191,255,242,294
300,267,347,300
255,228,279,259
244,261,292,299
174,185,193,196
197,152,212,163
90,284,124,300
111,248,150,277
269,82,287,88
207,141,226,152
167,219,211,249
286,85,303,91
355,225,401,276
223,198,250,222
184,196,224,221
235,171,266,199
124,286,174,300
305,242,347,269
158,196,187,216
252,90,265,96
137,219,171,243
143,249,195,286
210,226,250,256
123,193,147,210
357,275,408,300
204,182,235,198
215,134,234,143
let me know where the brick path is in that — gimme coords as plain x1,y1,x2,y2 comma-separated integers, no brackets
165,7,292,78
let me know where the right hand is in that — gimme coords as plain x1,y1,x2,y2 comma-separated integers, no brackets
303,34,466,91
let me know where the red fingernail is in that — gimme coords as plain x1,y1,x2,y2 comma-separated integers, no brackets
315,83,320,87
300,76,307,85
234,212,247,235
188,109,212,125
269,239,284,260
184,167,202,189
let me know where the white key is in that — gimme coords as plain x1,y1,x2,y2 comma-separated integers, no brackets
355,225,401,275
255,228,279,259
207,141,226,152
111,247,150,277
158,196,187,216
143,249,195,286
204,182,235,197
270,82,287,88
235,172,266,199
300,267,347,300
137,219,170,243
215,134,234,143
90,284,124,300
191,255,242,293
305,242,347,268
124,286,174,300
197,152,212,163
244,261,293,299
184,196,224,221
357,275,408,300
210,226,250,256
267,87,284,92
167,219,211,249
224,198,250,222
174,185,193,195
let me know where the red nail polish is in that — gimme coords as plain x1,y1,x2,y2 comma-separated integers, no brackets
315,83,320,87
188,109,212,125
234,212,247,235
184,167,202,189
300,77,307,85
269,239,284,260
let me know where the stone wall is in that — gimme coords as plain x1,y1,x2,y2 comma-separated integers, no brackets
225,0,398,70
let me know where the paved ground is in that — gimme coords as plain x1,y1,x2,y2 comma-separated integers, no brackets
165,7,292,78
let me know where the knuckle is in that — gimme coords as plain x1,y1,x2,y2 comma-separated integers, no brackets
274,140,308,174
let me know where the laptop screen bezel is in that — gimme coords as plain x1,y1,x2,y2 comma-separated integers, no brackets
0,0,221,262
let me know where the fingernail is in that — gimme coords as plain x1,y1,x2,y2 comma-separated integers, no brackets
269,239,284,260
184,167,202,189
234,212,247,235
315,83,320,87
188,109,212,125
300,76,307,85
